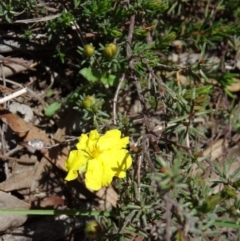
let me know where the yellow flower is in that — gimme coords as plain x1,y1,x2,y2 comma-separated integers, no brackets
65,129,132,190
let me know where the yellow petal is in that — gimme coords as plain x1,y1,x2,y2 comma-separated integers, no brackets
99,149,132,176
86,130,100,154
99,149,131,168
65,151,81,181
85,158,103,190
65,149,90,182
118,136,129,149
89,129,100,140
105,129,121,138
66,150,89,170
65,150,80,171
115,170,126,178
101,165,114,187
112,149,132,173
76,133,88,150
97,129,129,151
114,154,132,178
65,169,78,181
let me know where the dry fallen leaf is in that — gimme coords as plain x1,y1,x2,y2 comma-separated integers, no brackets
40,195,66,208
226,78,240,92
0,190,30,232
0,169,35,192
0,105,64,169
0,56,36,77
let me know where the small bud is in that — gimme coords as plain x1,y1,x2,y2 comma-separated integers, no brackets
83,96,96,109
164,32,177,42
83,44,95,57
106,43,117,55
103,46,114,58
103,43,118,58
200,193,222,213
221,187,237,199
85,220,101,239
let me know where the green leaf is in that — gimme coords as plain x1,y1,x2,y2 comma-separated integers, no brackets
213,220,240,229
224,87,235,98
44,102,61,117
79,67,101,83
74,0,81,9
100,73,117,86
45,89,53,98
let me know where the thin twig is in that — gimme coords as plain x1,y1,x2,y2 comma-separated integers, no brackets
0,61,9,178
146,61,178,100
137,154,142,200
164,194,172,241
0,88,27,104
126,15,135,59
3,145,23,156
113,74,125,125
159,137,191,151
0,77,24,88
134,77,148,111
14,13,61,23
186,132,190,148
156,62,182,70
0,77,47,107
0,126,9,178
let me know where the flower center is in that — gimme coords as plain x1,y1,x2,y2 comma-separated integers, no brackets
91,147,100,158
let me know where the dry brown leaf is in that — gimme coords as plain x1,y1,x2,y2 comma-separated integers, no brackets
30,158,53,193
203,138,229,162
226,78,240,92
177,74,187,85
40,195,65,208
202,144,240,195
125,233,144,241
190,140,240,196
0,190,30,232
190,138,228,177
174,75,240,93
0,56,36,77
0,105,65,169
96,186,118,209
0,154,37,164
0,169,34,192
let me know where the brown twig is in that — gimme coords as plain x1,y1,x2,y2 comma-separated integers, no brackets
164,194,172,241
136,154,142,200
113,73,125,125
2,145,23,157
14,13,61,23
126,15,135,59
0,60,9,178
